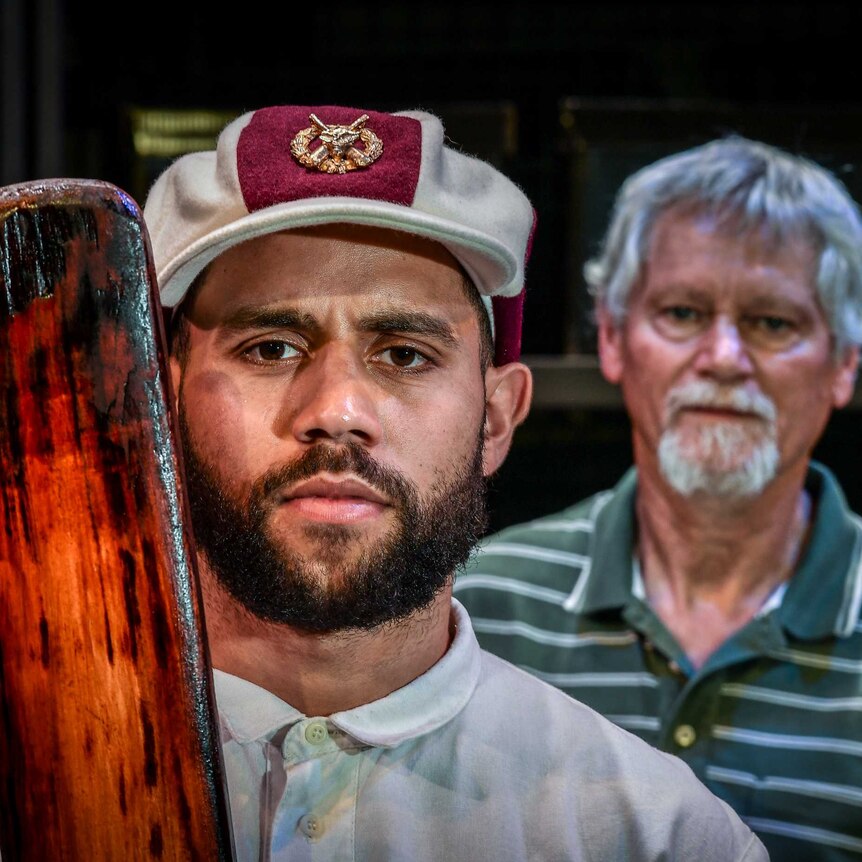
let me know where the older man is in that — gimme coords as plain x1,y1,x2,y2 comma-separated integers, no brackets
455,135,862,861
141,106,766,861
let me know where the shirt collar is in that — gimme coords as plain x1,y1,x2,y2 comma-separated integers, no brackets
213,669,304,744
571,467,639,614
778,462,862,640
572,462,862,640
213,598,482,749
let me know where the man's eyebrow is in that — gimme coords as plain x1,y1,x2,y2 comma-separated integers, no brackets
358,311,460,346
648,284,716,305
219,305,320,334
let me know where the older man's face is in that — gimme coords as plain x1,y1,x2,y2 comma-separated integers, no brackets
599,207,859,498
170,224,500,631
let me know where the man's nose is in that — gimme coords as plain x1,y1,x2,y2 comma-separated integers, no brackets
693,316,755,380
285,346,383,445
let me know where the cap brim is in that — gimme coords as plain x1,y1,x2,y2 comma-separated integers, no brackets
157,196,520,307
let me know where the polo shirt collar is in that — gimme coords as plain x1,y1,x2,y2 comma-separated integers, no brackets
213,669,303,744
572,467,639,614
572,462,862,641
213,598,482,749
778,462,862,640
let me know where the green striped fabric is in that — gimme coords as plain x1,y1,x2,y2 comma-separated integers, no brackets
455,461,862,861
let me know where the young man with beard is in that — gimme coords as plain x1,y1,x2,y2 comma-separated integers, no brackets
142,105,767,861
454,136,862,861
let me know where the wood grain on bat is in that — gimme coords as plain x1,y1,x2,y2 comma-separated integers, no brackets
0,180,233,859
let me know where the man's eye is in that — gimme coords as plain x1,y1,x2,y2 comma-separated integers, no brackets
653,305,709,340
379,346,427,369
753,316,792,333
745,315,800,348
664,306,700,322
246,340,299,362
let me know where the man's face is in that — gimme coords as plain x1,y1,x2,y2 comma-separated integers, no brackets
598,207,859,498
171,224,504,631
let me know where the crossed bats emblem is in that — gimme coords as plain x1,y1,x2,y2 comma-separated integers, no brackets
290,113,384,174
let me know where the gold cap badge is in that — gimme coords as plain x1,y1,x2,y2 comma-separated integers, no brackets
290,113,384,174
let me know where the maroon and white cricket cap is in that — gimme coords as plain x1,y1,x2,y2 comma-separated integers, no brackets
143,104,536,364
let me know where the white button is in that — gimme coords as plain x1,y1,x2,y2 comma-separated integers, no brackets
298,813,322,839
304,721,329,745
674,724,696,748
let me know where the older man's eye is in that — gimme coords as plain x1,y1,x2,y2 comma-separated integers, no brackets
246,340,299,362
379,346,428,369
754,316,792,333
653,305,705,339
665,306,701,322
744,315,800,349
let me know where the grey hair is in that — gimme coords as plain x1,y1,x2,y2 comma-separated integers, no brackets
584,135,862,351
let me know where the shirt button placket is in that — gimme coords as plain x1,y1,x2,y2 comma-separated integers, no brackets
294,720,331,843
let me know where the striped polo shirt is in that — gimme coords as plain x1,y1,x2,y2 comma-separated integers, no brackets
454,461,862,861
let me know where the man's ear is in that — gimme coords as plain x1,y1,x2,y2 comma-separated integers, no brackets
482,361,532,477
832,345,860,409
597,305,624,385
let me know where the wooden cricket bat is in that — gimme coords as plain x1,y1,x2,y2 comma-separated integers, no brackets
0,179,235,859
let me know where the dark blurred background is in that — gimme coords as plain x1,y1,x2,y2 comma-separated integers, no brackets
4,1,860,530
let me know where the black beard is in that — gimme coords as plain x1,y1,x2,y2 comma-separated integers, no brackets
178,406,488,633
